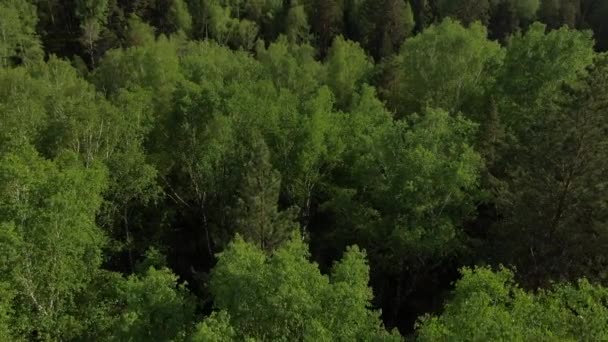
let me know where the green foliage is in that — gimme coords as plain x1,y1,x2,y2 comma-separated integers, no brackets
285,1,311,44
4,2,608,340
232,19,259,50
188,0,278,49
487,23,597,284
538,0,579,29
384,18,504,117
310,0,345,53
232,132,298,251
325,36,373,108
327,108,482,268
489,54,608,286
192,311,236,342
126,15,156,47
204,2,236,43
350,0,415,59
23,57,122,163
287,86,344,208
94,36,180,97
159,41,264,252
486,0,539,41
495,22,595,133
168,0,193,34
164,39,340,252
256,36,323,96
0,66,47,147
205,234,400,341
417,267,608,341
73,265,195,342
74,0,109,22
512,0,541,19
0,282,15,340
0,0,42,67
439,0,492,25
0,145,107,339
75,0,110,65
111,267,196,341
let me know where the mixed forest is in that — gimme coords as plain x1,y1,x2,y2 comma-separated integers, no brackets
3,0,608,340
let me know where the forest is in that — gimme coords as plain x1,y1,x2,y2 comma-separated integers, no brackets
2,0,608,340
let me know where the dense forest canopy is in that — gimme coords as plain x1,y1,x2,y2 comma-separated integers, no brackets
2,0,608,340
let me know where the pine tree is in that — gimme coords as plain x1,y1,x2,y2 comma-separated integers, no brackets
438,0,491,26
233,132,298,252
311,0,344,55
492,55,608,286
357,0,416,59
